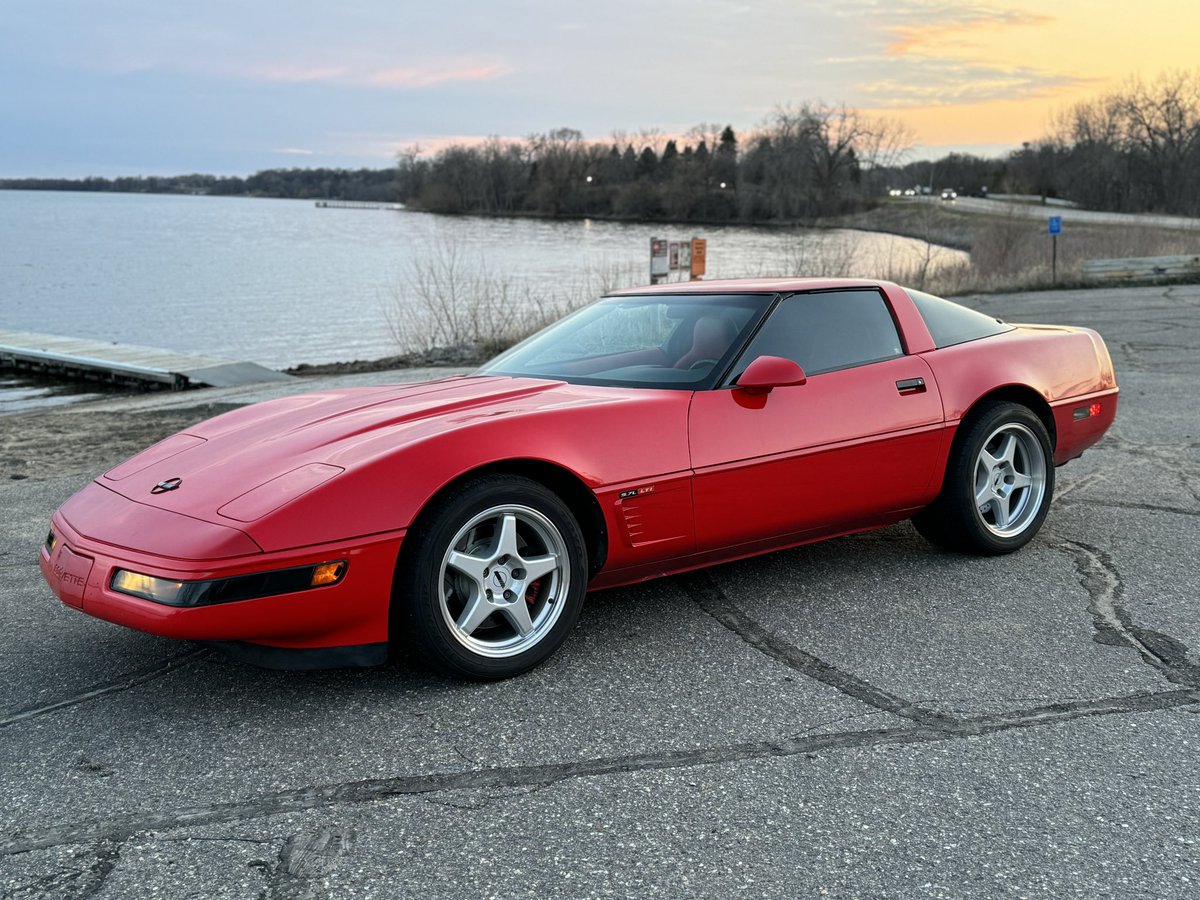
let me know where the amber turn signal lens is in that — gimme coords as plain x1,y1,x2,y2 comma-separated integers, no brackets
310,561,347,587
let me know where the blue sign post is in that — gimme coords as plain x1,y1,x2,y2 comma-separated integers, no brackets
1048,216,1063,282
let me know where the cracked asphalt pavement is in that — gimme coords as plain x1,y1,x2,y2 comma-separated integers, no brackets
2,285,1199,898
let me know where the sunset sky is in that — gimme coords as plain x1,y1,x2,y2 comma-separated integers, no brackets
2,0,1198,176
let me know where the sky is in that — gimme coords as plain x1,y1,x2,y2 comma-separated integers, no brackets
2,0,1198,177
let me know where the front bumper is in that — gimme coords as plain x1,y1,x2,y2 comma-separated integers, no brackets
40,488,404,660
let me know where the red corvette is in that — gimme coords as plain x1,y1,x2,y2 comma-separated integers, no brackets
41,278,1118,678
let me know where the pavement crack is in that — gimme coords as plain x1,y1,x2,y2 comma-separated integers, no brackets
2,689,1196,857
419,785,545,812
790,710,897,738
262,827,353,900
5,838,122,898
1068,498,1200,518
955,689,1197,734
152,835,276,845
1104,438,1200,501
74,839,121,900
0,647,211,728
1054,468,1113,503
1116,341,1147,371
675,570,961,729
1048,536,1200,688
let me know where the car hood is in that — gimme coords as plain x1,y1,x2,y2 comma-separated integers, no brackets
96,375,683,536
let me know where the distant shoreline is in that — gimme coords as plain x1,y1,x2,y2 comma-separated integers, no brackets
0,168,401,203
0,181,976,251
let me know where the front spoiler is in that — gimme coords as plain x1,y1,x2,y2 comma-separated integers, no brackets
41,504,405,657
206,640,390,670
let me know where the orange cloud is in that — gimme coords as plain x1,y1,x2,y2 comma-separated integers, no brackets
885,8,1053,57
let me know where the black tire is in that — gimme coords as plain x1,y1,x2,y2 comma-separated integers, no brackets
913,401,1054,555
393,474,587,679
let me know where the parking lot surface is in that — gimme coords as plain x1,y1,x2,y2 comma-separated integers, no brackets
2,285,1199,898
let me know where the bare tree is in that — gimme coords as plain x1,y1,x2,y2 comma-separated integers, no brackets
1116,72,1200,213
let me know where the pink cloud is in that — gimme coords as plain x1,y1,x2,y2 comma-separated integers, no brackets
247,64,350,83
364,64,508,88
231,60,508,90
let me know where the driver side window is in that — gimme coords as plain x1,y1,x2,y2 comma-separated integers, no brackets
733,289,904,379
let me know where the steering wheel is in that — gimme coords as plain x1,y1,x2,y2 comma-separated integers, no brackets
688,358,719,370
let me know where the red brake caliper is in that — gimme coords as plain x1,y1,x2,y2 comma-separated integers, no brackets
525,579,542,606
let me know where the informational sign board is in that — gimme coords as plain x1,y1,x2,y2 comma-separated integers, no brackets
650,238,669,279
1048,216,1062,236
690,238,707,279
651,236,706,282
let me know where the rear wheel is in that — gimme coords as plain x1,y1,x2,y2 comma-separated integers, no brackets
913,402,1054,555
394,474,587,679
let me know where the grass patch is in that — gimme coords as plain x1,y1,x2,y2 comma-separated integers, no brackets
834,201,1200,296
297,210,1197,378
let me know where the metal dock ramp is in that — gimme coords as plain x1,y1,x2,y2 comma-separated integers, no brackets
0,330,295,390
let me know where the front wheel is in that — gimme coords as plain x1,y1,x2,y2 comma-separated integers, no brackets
394,475,587,679
913,402,1054,555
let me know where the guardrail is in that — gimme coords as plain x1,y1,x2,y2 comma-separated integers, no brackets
1082,255,1200,281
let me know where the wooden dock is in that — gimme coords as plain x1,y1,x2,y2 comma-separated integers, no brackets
0,330,295,390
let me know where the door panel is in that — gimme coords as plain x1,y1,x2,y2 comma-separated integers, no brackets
689,356,943,550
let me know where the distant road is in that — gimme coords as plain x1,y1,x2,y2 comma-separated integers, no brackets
916,195,1200,230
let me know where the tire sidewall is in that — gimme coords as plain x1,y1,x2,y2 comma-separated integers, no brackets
396,475,588,679
953,402,1055,554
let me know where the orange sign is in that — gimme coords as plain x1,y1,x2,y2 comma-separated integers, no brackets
690,238,707,279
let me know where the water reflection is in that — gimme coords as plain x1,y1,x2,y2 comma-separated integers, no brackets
2,191,967,374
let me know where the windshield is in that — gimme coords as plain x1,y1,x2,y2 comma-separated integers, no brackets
476,294,769,389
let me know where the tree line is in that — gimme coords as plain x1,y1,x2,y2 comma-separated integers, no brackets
883,72,1200,217
0,168,401,201
397,74,1200,221
397,105,908,222
5,72,1198,219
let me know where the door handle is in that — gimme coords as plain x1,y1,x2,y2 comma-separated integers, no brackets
896,377,926,394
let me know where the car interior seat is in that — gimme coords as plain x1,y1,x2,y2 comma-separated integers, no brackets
673,316,738,369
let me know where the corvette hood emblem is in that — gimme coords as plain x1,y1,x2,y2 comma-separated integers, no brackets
151,477,183,494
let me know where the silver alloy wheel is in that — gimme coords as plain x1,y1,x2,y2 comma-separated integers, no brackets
972,422,1048,538
438,504,570,658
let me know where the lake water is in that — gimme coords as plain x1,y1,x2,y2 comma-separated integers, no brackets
0,190,967,412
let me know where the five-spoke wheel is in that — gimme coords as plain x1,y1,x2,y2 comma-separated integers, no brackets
439,505,570,658
913,401,1054,554
394,474,587,679
972,422,1047,538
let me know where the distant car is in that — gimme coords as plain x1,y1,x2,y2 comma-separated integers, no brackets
903,188,917,196
941,189,958,201
41,279,1118,679
888,189,903,197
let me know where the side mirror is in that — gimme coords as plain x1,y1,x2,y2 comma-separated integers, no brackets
735,355,807,395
